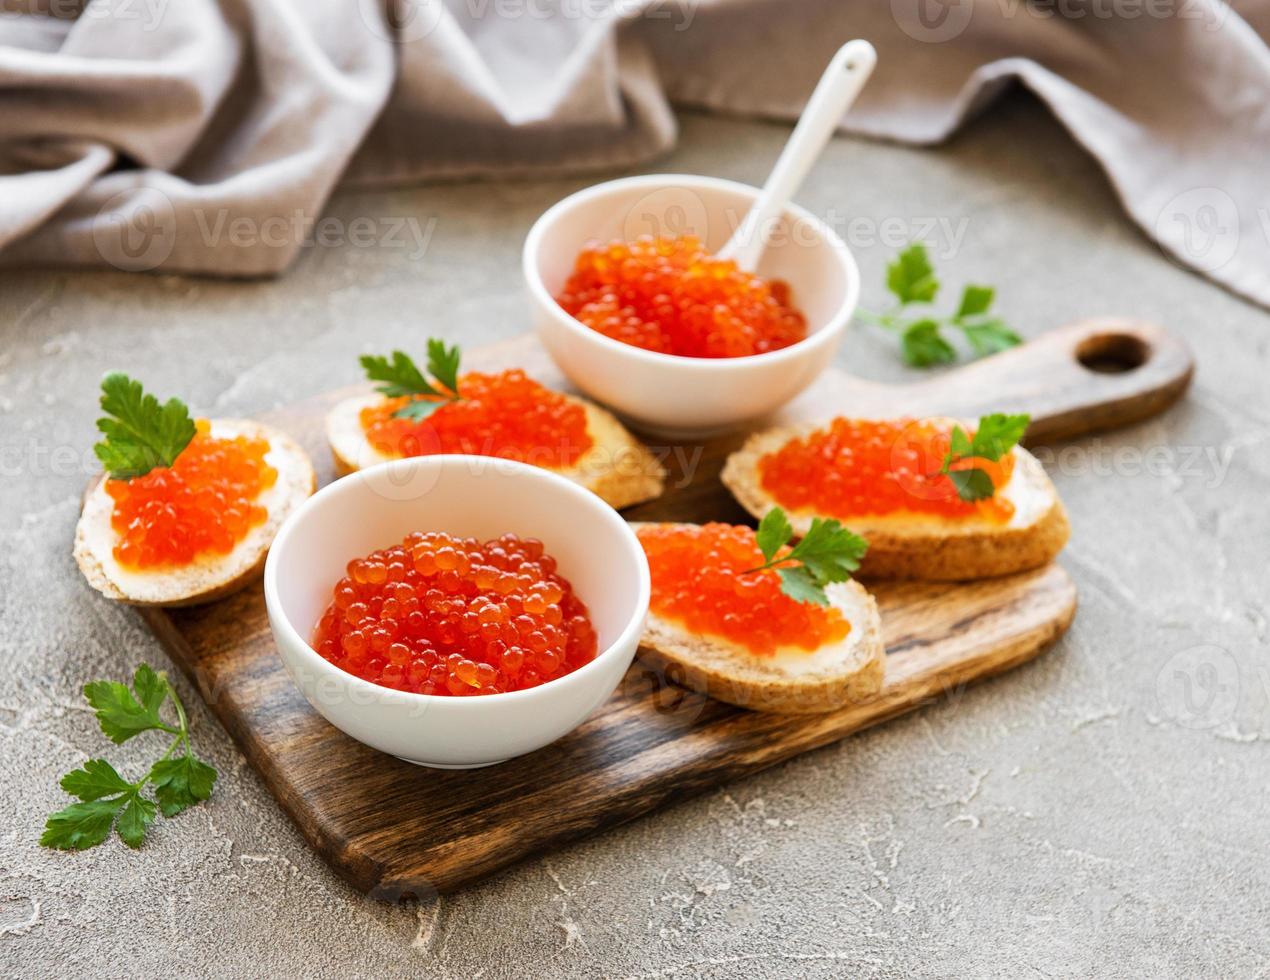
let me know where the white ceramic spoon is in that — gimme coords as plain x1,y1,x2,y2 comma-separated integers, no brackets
716,39,878,273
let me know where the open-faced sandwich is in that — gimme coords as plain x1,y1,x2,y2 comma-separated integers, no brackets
722,412,1068,581
325,338,665,509
74,374,315,606
634,509,884,714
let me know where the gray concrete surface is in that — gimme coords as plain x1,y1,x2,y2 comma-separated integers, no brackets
2,93,1268,978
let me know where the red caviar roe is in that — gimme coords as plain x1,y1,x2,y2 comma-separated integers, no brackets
360,369,593,467
638,523,850,657
555,234,807,358
758,418,1017,523
105,420,275,569
311,531,598,696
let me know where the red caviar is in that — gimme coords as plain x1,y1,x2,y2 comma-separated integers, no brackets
758,418,1016,523
311,531,598,696
360,369,592,467
638,523,850,656
105,420,275,569
555,234,807,358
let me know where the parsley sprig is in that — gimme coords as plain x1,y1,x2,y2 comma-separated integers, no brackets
859,243,1021,367
939,413,1031,502
744,507,869,606
41,664,217,851
360,339,462,421
94,373,196,480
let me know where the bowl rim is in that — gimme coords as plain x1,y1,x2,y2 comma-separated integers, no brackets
522,172,860,373
263,454,651,709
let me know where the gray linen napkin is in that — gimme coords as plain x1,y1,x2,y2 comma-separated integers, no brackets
0,0,1265,308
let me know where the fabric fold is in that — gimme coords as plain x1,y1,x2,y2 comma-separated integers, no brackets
0,0,1264,307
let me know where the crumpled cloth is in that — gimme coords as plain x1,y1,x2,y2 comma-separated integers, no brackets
1,0,1266,307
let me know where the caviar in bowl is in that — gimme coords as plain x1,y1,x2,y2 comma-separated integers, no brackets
263,455,650,768
523,174,859,438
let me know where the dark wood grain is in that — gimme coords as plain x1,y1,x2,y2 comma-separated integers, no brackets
139,323,1190,895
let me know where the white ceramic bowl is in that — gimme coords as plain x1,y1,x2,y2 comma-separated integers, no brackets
263,455,650,768
523,174,859,439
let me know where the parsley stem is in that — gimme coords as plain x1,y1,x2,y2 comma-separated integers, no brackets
168,683,189,736
166,682,192,757
741,557,798,576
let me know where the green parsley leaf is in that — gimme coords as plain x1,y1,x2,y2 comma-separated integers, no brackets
939,413,1031,502
786,517,869,585
864,248,1020,367
93,373,196,480
43,664,218,852
886,243,939,305
391,398,449,422
84,670,171,745
755,507,794,564
150,754,218,818
132,663,168,716
960,317,1022,357
360,350,439,399
970,412,1031,461
744,507,869,606
777,566,831,607
41,798,129,851
426,338,461,395
901,320,956,367
947,468,996,502
60,759,133,801
361,339,463,420
955,284,995,319
115,795,157,849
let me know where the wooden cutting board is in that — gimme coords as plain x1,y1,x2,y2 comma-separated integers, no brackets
139,318,1191,896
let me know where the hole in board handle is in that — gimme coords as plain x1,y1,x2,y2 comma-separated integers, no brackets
1075,333,1149,374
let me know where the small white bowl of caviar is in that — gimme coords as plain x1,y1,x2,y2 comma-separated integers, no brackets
523,173,859,439
263,455,650,768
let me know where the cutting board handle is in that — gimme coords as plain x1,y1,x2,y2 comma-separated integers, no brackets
896,317,1195,443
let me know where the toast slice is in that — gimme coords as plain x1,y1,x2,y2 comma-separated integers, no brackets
74,419,316,607
633,522,885,714
327,391,666,510
722,422,1070,581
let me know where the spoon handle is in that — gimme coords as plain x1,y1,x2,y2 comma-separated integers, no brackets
719,39,877,272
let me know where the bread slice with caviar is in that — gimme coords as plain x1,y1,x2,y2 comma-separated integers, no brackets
326,340,665,510
74,375,315,607
722,413,1069,582
633,517,885,714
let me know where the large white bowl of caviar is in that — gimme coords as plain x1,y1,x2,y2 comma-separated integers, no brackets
264,455,650,768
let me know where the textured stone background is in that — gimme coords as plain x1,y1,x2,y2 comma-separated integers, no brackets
2,94,1267,978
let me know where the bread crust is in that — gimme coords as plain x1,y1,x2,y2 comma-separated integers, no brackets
631,522,886,714
721,421,1070,582
327,392,666,510
73,420,316,607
